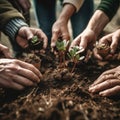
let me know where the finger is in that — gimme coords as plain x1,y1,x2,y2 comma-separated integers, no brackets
99,34,111,44
8,73,37,87
79,36,89,50
91,73,116,86
1,66,36,89
18,60,42,79
69,36,81,51
10,82,25,90
16,36,28,48
99,86,120,97
0,44,12,58
16,66,41,83
51,29,60,48
89,79,120,93
93,48,103,60
110,35,119,54
0,74,24,90
5,60,42,81
61,30,70,41
35,30,48,49
19,27,33,40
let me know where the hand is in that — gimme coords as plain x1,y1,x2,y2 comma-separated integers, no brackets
0,59,42,90
89,66,120,97
69,28,96,53
0,44,12,58
94,29,120,60
16,26,48,49
17,0,31,12
51,19,70,49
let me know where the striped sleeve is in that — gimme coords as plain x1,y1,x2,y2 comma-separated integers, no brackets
3,18,28,41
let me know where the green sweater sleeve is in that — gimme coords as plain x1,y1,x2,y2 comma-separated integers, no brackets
0,0,25,30
97,0,120,20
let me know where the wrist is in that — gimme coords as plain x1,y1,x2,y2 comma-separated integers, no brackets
4,18,28,41
87,10,109,38
58,4,75,22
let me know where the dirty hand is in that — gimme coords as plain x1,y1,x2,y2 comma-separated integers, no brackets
17,0,31,12
69,28,96,53
0,44,12,58
89,66,120,97
16,26,48,49
94,29,120,60
0,59,42,90
51,19,70,50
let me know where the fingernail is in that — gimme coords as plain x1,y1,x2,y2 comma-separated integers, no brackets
99,92,105,96
51,43,56,47
89,87,95,92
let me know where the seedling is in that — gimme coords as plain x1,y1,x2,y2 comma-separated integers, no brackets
96,43,110,58
29,35,43,50
68,46,85,73
56,38,69,67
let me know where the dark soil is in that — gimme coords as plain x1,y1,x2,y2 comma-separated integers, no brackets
0,50,120,120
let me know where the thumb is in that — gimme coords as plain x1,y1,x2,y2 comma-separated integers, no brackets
51,32,59,48
19,26,33,40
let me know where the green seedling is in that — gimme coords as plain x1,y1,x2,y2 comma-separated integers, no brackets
29,35,43,50
56,39,69,67
68,46,85,73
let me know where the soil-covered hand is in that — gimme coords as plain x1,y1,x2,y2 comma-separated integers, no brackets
16,26,48,49
69,28,96,55
0,44,12,58
89,66,120,97
17,0,31,12
0,59,42,90
94,29,120,60
51,19,70,50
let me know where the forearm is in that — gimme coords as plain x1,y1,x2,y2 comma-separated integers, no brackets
58,4,76,23
63,0,84,12
87,10,109,38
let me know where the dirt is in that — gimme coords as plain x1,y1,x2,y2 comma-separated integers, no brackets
0,1,120,119
0,49,120,120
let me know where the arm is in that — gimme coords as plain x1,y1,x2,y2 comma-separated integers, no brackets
51,0,84,48
70,0,119,52
0,0,47,49
63,0,84,12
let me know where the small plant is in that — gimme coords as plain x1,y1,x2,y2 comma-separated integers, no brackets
29,35,43,50
96,43,110,58
56,38,69,67
67,46,85,73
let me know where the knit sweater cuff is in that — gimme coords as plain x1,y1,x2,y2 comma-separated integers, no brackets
4,18,28,41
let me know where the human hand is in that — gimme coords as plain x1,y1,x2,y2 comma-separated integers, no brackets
89,66,120,97
16,26,48,49
69,28,96,56
17,0,31,12
94,29,120,60
51,19,70,50
0,44,12,58
0,59,42,90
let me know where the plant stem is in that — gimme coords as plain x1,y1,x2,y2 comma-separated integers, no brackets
71,60,77,73
63,52,66,68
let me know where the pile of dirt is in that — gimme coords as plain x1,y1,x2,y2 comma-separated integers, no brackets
0,50,120,120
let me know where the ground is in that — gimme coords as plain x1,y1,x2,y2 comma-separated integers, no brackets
0,1,120,120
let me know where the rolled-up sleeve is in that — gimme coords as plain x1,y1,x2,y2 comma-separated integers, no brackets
63,0,84,12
